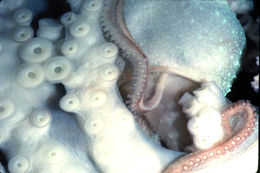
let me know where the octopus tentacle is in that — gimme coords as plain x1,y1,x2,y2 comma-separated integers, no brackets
163,100,257,173
99,0,149,114
139,73,169,111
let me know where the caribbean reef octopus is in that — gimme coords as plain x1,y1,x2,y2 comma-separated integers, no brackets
0,0,258,173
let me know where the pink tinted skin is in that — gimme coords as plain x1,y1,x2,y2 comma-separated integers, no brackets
163,101,257,173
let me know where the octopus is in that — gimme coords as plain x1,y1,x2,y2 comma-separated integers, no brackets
0,0,258,173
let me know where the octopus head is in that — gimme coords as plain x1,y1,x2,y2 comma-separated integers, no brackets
124,0,246,95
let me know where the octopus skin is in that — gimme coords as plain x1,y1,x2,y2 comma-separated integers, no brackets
99,0,149,114
0,0,258,173
163,101,258,173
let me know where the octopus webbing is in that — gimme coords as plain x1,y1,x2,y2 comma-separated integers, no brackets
0,0,258,173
